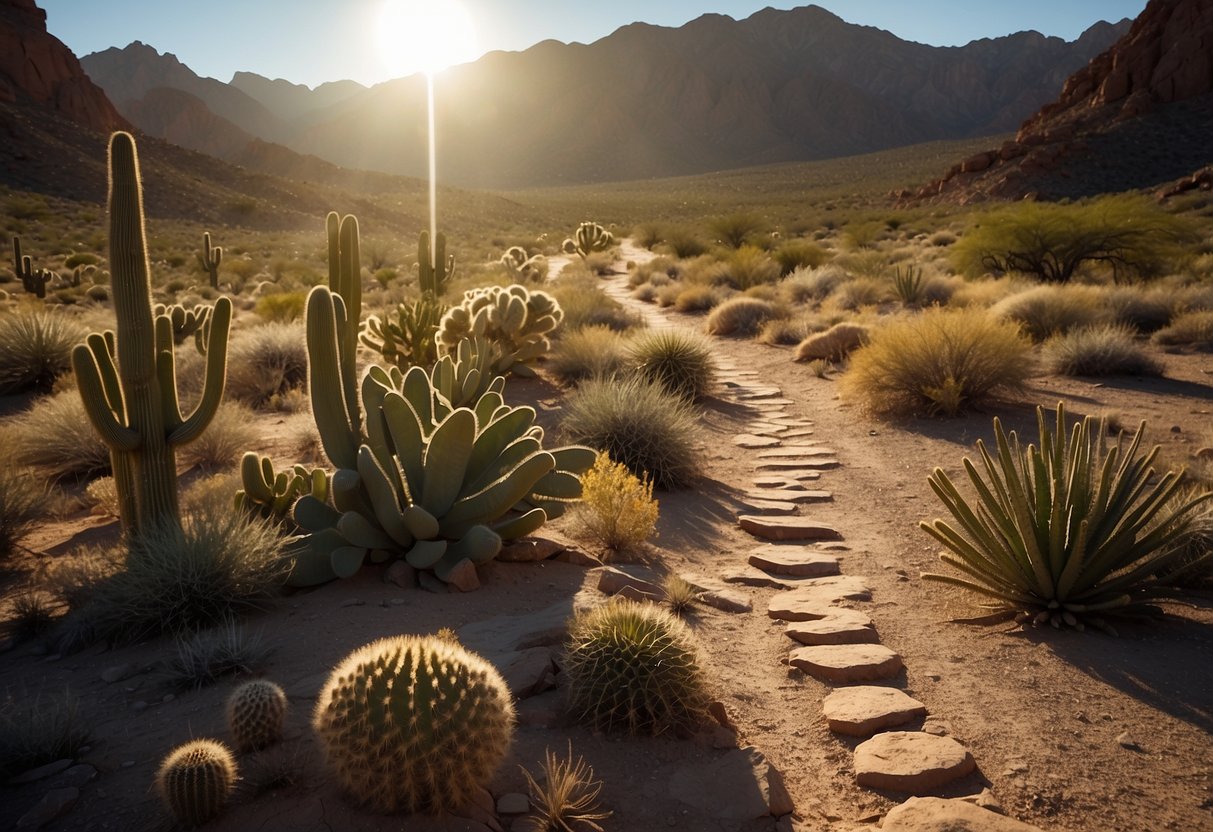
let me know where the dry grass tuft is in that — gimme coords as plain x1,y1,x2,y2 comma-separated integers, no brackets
1044,325,1164,377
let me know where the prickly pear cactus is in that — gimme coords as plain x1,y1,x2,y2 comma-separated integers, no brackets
436,284,563,378
225,679,288,752
155,739,238,826
499,246,547,283
312,635,515,814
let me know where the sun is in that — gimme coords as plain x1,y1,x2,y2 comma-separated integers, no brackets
375,0,479,78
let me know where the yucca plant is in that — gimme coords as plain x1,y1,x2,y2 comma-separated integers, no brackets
921,404,1212,632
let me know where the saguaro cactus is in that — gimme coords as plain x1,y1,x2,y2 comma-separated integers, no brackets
12,236,53,298
71,132,232,538
418,230,455,297
198,231,223,289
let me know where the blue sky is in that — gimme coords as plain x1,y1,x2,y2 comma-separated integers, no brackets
41,0,1147,88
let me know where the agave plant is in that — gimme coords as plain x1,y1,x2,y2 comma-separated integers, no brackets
921,404,1211,632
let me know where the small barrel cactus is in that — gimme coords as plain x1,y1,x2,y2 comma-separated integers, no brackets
312,635,515,814
565,600,709,735
226,679,288,752
155,739,238,827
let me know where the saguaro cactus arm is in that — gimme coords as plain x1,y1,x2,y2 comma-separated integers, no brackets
418,231,455,297
198,232,223,289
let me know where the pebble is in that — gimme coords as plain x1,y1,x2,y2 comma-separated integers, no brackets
100,664,135,684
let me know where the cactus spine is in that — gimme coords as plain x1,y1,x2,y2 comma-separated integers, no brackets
418,230,454,297
313,635,514,814
155,739,238,827
70,132,232,539
12,236,53,298
198,231,222,289
225,679,288,752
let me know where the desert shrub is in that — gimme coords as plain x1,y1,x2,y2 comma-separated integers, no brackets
550,326,629,385
562,376,700,490
1160,490,1213,589
654,283,682,308
841,308,1033,416
84,476,119,516
719,246,780,290
552,274,643,332
564,600,709,735
225,323,308,407
0,689,89,779
1044,325,1164,377
705,297,780,337
842,219,887,250
708,214,764,249
5,590,60,642
583,251,616,276
0,467,45,559
782,264,847,305
10,392,109,481
991,284,1109,341
795,322,869,362
1152,310,1213,350
632,222,666,250
253,291,307,323
952,195,1197,283
948,275,1028,309
178,402,259,471
663,575,700,617
658,227,709,259
57,512,289,648
829,276,890,310
163,621,272,690
929,230,957,247
772,240,830,275
759,316,814,346
631,284,657,303
627,329,716,401
628,256,680,288
0,309,85,395
1104,287,1174,333
568,452,659,552
673,285,724,313
922,405,1212,632
521,742,611,832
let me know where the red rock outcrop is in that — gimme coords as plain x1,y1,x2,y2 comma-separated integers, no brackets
907,0,1213,204
0,0,127,132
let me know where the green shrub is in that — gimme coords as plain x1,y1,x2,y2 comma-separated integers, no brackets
254,291,307,323
10,392,109,481
1160,490,1213,589
657,227,709,259
772,240,830,275
921,405,1211,632
225,323,309,407
627,329,716,401
705,297,780,337
57,512,289,649
673,285,724,313
567,452,659,552
562,376,700,489
758,317,814,346
0,467,45,559
829,276,890,311
564,600,709,735
551,275,642,332
992,284,1109,341
0,309,85,394
841,308,1033,417
720,246,780,290
782,265,847,305
1044,325,1164,377
952,195,1197,283
521,743,611,832
550,326,629,385
164,620,271,690
1152,310,1213,351
708,214,764,249
1104,287,1174,333
0,689,89,780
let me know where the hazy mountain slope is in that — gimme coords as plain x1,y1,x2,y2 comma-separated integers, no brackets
229,71,365,122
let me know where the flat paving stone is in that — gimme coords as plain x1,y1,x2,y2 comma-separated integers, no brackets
750,398,796,407
853,732,975,793
782,429,816,439
757,446,835,458
766,577,874,620
823,687,926,736
734,434,783,449
744,489,833,504
752,476,807,490
789,643,903,683
724,567,794,589
748,545,841,577
756,458,841,471
739,515,842,541
881,797,1046,831
734,498,799,515
785,610,878,646
734,387,783,398
782,470,822,481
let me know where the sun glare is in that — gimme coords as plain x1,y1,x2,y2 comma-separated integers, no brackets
376,0,478,78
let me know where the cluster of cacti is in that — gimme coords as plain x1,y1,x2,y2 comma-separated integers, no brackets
564,600,709,735
154,302,212,351
155,739,238,826
70,264,96,288
225,679,288,752
359,293,447,371
312,635,514,814
71,132,232,540
234,452,330,521
429,336,499,406
499,245,547,283
198,231,223,290
12,236,54,298
418,230,455,296
291,360,596,585
436,284,563,377
562,222,615,259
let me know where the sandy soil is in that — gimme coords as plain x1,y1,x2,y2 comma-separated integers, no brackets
2,244,1211,831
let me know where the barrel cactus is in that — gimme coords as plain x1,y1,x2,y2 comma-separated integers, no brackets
313,635,514,814
155,739,238,826
436,284,563,378
565,600,709,735
226,679,288,752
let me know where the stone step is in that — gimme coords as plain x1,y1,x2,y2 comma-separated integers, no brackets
755,458,841,471
734,498,800,516
743,489,833,505
756,446,835,458
784,611,878,646
739,515,842,541
881,798,1046,832
766,577,874,620
748,545,841,577
822,687,926,737
853,732,975,794
789,643,903,683
733,434,783,449
752,476,808,490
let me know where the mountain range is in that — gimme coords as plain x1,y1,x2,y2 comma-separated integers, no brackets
79,6,1130,189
